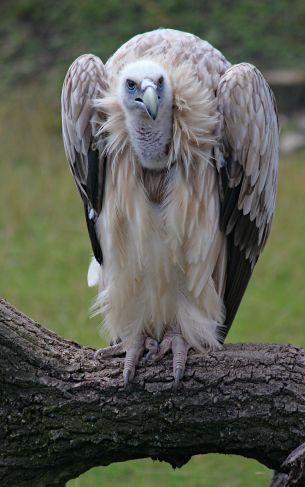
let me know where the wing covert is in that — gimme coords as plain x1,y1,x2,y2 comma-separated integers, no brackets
217,63,279,339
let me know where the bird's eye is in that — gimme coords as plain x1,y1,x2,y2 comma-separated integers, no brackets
126,79,136,91
158,76,164,87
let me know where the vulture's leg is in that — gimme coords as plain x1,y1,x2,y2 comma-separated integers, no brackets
95,336,158,386
152,327,190,386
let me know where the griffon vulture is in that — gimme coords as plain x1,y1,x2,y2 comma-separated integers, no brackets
61,29,279,385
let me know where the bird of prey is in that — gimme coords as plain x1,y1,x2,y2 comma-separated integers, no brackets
61,29,279,386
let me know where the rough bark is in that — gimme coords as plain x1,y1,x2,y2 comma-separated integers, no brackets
1,298,305,487
270,443,305,487
270,472,289,487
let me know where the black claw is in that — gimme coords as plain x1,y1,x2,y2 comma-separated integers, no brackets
144,347,158,363
144,338,159,363
143,351,152,363
123,369,131,387
174,367,183,387
94,349,102,360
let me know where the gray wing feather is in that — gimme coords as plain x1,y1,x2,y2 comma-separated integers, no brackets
61,53,108,212
61,54,108,263
217,63,279,338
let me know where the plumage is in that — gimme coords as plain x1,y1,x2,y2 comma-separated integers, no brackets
61,29,279,383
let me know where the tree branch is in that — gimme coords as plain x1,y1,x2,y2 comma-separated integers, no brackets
1,297,305,487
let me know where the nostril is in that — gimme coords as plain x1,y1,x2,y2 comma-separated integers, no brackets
135,98,143,103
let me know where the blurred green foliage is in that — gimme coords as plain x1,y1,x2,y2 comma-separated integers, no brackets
1,0,305,86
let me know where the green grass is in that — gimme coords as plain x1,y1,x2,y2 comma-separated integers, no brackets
1,86,305,486
68,455,270,487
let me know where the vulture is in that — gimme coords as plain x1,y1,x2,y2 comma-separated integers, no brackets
61,29,279,385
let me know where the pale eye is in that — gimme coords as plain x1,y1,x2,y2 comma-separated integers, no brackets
126,79,136,92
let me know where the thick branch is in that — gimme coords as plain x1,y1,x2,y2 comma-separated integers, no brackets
1,298,305,487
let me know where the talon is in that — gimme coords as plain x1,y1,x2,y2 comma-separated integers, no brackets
123,368,132,387
94,342,124,360
157,328,190,386
144,337,159,363
152,335,173,361
174,366,183,386
94,349,102,360
121,335,146,385
144,350,155,363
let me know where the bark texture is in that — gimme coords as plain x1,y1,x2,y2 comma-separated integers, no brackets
1,297,305,487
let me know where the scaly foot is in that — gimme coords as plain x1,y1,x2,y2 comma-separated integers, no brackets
95,335,159,386
152,328,190,386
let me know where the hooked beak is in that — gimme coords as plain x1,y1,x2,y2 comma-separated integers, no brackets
142,85,159,120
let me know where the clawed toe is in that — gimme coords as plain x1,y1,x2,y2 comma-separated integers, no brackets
94,342,125,360
95,335,158,386
172,334,190,386
123,335,146,386
94,338,145,386
95,331,190,387
144,337,159,362
123,368,132,387
174,367,183,387
154,330,190,386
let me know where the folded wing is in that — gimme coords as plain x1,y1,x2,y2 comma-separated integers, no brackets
61,54,108,264
217,63,279,339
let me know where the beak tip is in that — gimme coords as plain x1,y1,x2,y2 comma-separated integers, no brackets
142,85,159,121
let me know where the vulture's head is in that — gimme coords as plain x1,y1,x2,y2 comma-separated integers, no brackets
118,59,173,169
